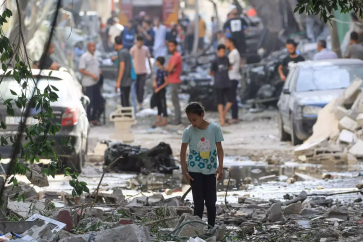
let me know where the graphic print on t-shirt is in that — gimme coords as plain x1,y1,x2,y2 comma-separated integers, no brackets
197,135,211,159
230,19,242,32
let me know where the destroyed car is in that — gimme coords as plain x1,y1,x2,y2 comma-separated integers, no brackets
0,69,90,172
278,59,363,145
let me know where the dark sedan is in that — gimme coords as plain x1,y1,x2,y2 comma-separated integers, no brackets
278,59,363,145
0,69,90,172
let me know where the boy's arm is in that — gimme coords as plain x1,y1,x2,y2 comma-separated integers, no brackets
216,142,224,180
158,75,169,90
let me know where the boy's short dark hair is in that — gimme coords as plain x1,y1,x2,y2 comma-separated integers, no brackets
227,37,236,47
156,56,165,65
286,38,297,47
115,36,123,45
351,31,359,41
137,35,144,42
217,44,226,51
169,40,178,46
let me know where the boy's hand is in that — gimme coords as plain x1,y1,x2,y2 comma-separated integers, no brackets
183,172,194,184
216,167,223,180
155,88,160,93
153,82,157,88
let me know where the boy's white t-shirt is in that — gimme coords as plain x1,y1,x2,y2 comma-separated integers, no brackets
228,48,241,80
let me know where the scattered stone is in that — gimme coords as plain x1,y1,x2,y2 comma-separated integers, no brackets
339,129,356,143
283,191,307,206
357,113,363,127
175,207,193,216
176,214,206,237
356,183,363,189
300,208,321,216
283,202,302,216
335,106,349,120
266,203,283,222
147,193,164,205
348,153,358,165
296,220,311,228
349,140,363,157
339,117,358,131
93,224,151,242
324,209,348,221
244,177,253,184
317,186,324,190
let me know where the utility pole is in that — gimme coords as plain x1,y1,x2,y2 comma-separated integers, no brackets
329,18,342,58
192,0,199,54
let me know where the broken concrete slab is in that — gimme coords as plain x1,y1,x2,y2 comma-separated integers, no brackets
339,117,358,132
357,113,363,127
94,224,151,241
0,221,44,234
339,129,357,144
349,140,363,157
294,139,327,156
283,202,302,216
323,209,348,221
7,200,33,218
341,78,363,105
153,197,180,207
25,164,49,188
21,224,56,241
348,153,358,165
266,203,283,222
335,106,349,120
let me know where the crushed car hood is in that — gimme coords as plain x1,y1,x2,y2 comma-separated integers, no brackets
294,89,344,106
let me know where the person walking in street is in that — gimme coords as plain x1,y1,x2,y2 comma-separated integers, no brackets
165,40,183,125
130,36,153,110
211,16,218,50
180,102,224,228
114,36,133,107
39,43,60,70
79,42,101,125
140,20,155,56
226,38,241,124
195,15,206,52
278,39,305,82
314,39,338,60
153,17,167,59
345,31,363,60
122,20,136,50
153,57,169,126
210,44,233,126
108,17,124,47
223,5,248,58
107,10,117,26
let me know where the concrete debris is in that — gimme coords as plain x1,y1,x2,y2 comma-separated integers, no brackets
266,203,284,222
339,117,358,132
176,214,206,237
295,79,363,165
25,164,49,188
283,202,302,216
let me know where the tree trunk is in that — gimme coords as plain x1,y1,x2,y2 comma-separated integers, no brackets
329,18,342,58
192,0,199,54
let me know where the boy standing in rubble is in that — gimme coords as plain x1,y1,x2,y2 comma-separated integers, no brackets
210,44,233,126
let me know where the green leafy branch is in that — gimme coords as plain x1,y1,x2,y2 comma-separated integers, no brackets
0,3,89,202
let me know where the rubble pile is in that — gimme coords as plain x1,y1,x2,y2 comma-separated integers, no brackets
295,79,363,165
2,175,363,242
104,141,179,174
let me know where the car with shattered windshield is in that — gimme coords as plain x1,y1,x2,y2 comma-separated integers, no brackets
0,69,90,172
278,59,363,145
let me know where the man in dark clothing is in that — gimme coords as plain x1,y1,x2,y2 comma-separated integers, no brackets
114,36,133,107
278,39,305,82
141,20,155,56
210,44,233,126
107,11,117,26
223,5,248,56
122,20,136,50
39,43,60,70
